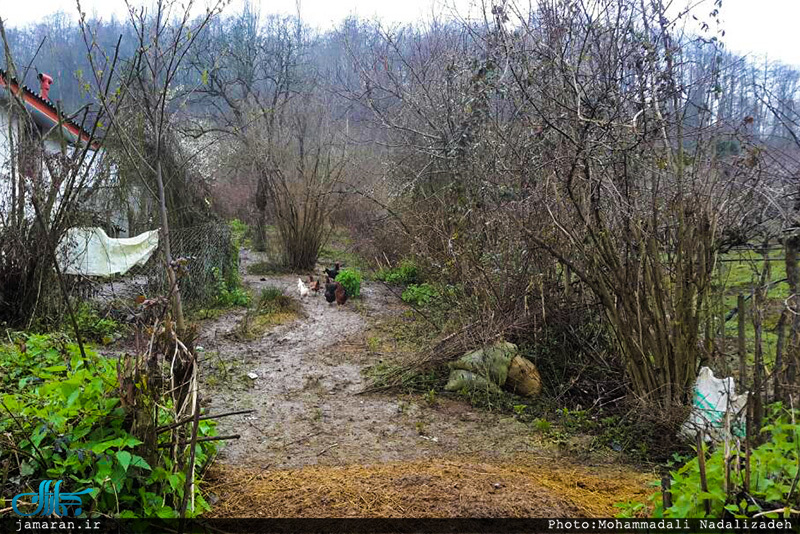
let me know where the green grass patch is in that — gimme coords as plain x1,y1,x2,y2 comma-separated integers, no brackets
246,260,291,276
713,249,789,373
234,287,300,340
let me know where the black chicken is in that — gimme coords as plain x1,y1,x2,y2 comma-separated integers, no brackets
324,277,337,306
324,262,341,281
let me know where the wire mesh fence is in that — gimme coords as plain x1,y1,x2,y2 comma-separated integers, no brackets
68,222,237,311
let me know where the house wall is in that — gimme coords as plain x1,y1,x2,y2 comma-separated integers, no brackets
0,107,19,217
0,105,109,224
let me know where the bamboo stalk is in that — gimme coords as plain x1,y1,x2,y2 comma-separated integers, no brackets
775,310,787,403
745,398,752,494
180,361,200,517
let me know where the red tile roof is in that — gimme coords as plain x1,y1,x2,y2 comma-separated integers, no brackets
0,68,96,147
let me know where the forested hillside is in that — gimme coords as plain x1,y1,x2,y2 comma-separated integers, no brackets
1,0,800,524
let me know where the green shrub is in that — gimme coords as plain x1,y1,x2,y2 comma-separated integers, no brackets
67,303,123,344
213,267,250,308
625,403,800,518
335,268,362,298
229,219,249,248
376,259,419,285
401,283,436,306
0,334,218,517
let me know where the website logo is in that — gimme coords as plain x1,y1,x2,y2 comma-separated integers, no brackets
11,480,94,517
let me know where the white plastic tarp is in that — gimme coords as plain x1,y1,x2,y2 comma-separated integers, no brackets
681,366,748,443
57,227,159,277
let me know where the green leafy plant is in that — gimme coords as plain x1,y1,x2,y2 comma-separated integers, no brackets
534,418,552,433
376,259,419,285
0,334,218,518
614,500,646,518
424,389,437,406
66,303,123,344
229,219,249,248
335,268,362,298
401,283,436,306
636,403,800,518
212,267,250,308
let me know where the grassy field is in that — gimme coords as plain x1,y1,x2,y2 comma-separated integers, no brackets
714,248,788,377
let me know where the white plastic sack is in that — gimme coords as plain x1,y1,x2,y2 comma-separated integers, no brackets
57,227,159,277
680,366,748,443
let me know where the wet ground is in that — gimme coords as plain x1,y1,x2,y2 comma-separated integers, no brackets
199,249,654,516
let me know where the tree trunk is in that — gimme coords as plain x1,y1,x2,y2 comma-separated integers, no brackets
156,157,186,333
785,234,800,402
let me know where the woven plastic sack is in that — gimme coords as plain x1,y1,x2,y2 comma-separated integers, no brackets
444,369,503,394
448,341,517,387
680,366,747,443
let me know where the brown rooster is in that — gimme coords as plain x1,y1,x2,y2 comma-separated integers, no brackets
308,275,321,295
334,281,348,309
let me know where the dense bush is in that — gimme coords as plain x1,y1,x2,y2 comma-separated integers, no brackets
376,260,419,285
212,266,250,307
0,334,218,517
401,283,436,306
335,268,362,298
66,303,125,344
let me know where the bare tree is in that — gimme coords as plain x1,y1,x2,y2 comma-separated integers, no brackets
78,0,223,332
190,12,347,269
0,19,109,338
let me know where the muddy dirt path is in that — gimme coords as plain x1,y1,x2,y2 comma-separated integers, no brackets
199,249,654,517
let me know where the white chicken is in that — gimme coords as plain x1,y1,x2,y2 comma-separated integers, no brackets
297,278,309,298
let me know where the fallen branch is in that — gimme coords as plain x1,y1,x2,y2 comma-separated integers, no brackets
158,434,240,449
279,430,324,448
752,508,800,518
156,409,255,434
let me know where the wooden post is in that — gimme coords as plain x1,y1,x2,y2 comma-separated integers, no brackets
704,298,713,365
745,397,752,493
661,475,673,511
775,310,787,403
696,430,711,516
738,294,747,388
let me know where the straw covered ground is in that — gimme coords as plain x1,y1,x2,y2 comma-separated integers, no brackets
205,456,653,517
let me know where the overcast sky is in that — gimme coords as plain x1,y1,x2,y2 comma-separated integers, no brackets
1,0,798,67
